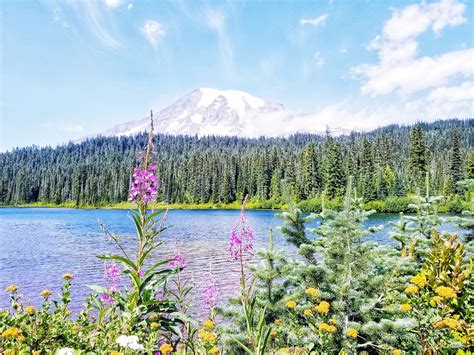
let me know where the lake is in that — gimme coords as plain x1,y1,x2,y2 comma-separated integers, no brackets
0,207,464,313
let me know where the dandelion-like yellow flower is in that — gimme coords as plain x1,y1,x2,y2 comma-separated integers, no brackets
274,319,281,325
305,287,319,298
319,322,336,333
329,318,337,325
210,347,219,354
431,296,443,304
40,289,52,297
286,300,297,309
198,329,217,343
435,286,457,299
314,301,330,315
32,351,41,355
270,331,277,337
4,350,15,355
2,327,21,338
63,273,74,280
159,343,173,355
24,305,37,314
203,319,215,330
72,325,80,333
404,285,419,295
150,322,160,330
110,352,122,355
5,285,18,293
303,309,313,317
347,328,358,338
400,304,412,313
393,350,402,355
410,274,427,287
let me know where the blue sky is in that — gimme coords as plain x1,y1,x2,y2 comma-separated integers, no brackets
1,0,473,150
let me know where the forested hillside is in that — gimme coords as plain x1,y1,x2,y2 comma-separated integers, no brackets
1,119,473,208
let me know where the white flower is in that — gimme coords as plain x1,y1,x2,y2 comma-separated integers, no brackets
115,335,144,350
57,348,75,355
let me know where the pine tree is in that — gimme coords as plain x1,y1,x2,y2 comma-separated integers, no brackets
325,139,346,199
409,124,429,191
450,131,464,194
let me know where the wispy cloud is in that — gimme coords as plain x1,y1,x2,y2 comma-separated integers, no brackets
80,0,121,47
205,8,234,68
300,14,328,27
140,20,166,48
127,3,133,11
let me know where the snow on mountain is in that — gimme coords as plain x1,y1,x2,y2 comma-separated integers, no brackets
97,88,284,138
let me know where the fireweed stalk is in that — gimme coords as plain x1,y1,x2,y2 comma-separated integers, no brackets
229,194,254,295
96,114,180,339
228,197,271,354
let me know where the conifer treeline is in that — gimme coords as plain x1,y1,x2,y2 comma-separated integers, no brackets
1,119,473,206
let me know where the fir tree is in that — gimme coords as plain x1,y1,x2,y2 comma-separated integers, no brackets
450,131,463,194
409,124,429,190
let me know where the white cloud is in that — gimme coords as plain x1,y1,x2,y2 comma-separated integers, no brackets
205,9,234,68
140,20,166,48
314,52,325,66
127,3,133,11
62,124,85,133
103,0,122,9
300,14,328,27
354,0,471,97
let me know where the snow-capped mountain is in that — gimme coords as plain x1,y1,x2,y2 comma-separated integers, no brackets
98,88,285,138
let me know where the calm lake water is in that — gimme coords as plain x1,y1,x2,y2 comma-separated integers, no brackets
0,208,464,313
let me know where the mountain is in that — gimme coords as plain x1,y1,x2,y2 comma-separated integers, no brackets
98,88,285,138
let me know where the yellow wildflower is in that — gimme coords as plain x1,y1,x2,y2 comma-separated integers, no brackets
72,325,80,332
431,296,443,303
24,305,37,314
347,328,358,338
404,285,419,295
305,287,319,298
435,286,457,299
4,350,15,355
150,322,160,330
329,318,337,325
198,329,217,343
393,350,402,355
410,274,427,287
210,347,220,354
17,335,25,342
286,300,297,309
400,304,412,313
314,301,330,315
274,319,281,325
159,343,173,355
5,285,18,293
63,273,74,280
303,309,313,317
203,319,215,330
319,322,337,333
2,327,21,337
40,289,52,297
270,331,277,337
110,351,122,355
440,317,461,330
33,351,41,355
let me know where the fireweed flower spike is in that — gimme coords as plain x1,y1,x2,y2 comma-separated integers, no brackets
203,265,220,310
129,165,158,204
168,244,186,269
228,195,254,261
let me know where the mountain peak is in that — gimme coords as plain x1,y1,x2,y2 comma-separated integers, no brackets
95,88,285,138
